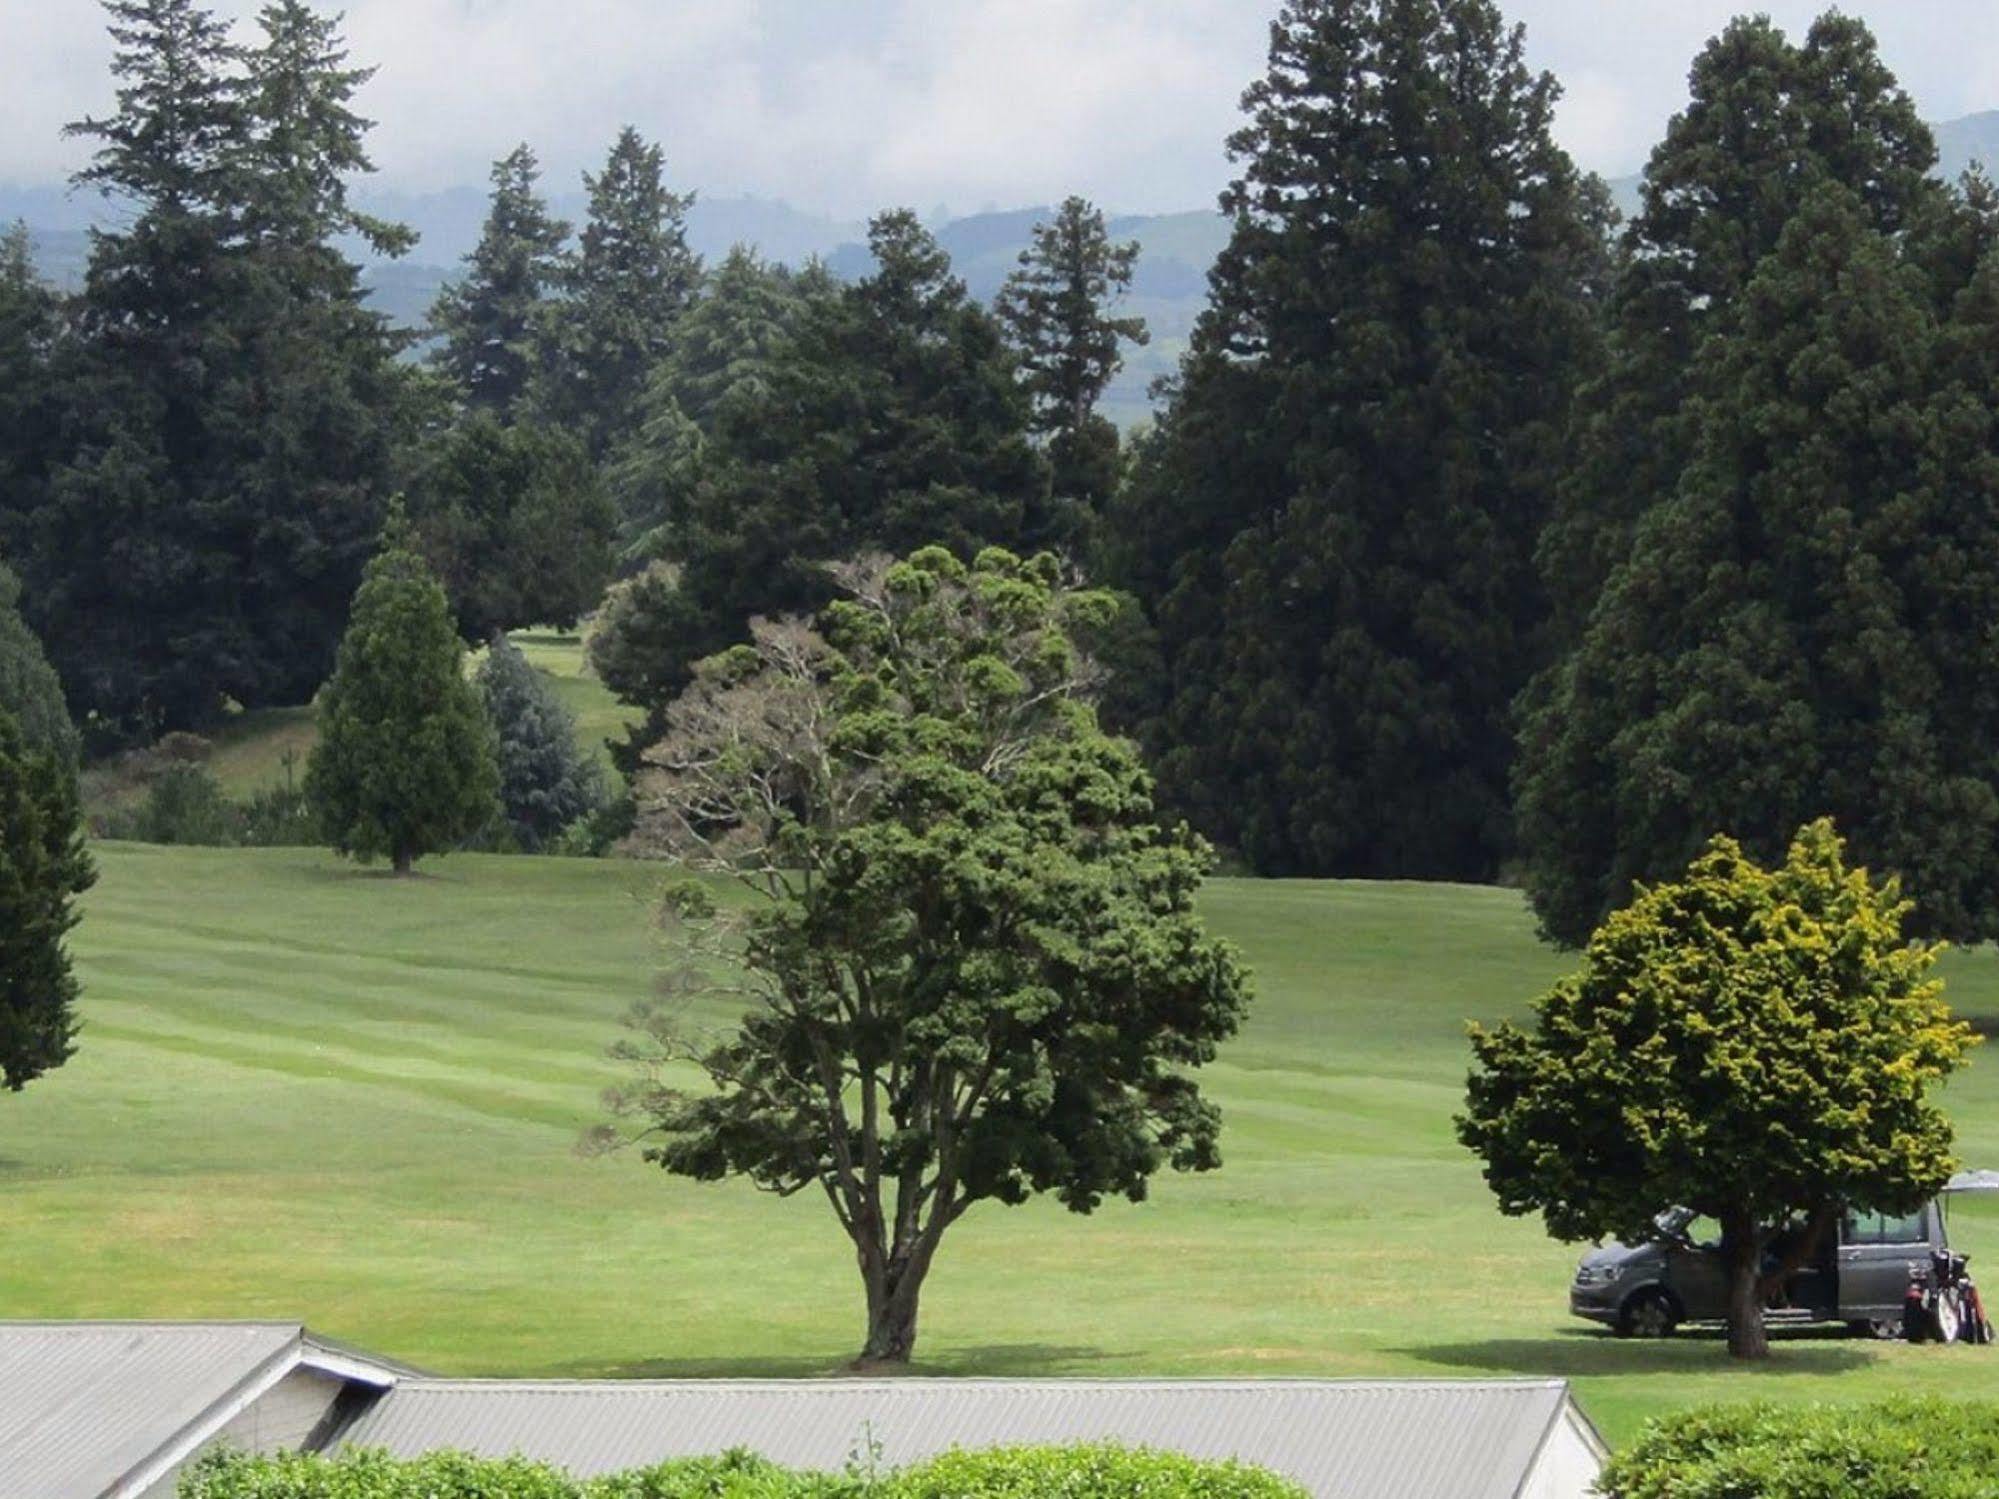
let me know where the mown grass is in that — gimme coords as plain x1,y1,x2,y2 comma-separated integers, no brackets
2,846,1996,1445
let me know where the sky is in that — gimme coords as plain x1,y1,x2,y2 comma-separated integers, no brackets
7,0,1996,219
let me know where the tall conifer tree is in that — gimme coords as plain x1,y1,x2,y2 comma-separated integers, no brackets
533,127,699,456
1106,0,1605,880
430,144,570,417
996,196,1147,528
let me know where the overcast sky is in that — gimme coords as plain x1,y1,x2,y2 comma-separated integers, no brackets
7,1,1995,217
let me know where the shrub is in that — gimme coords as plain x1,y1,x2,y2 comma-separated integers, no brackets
1599,1398,1999,1498
101,763,241,846
889,1445,1308,1499
178,1444,1308,1499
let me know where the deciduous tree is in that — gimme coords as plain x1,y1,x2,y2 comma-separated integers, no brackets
1459,821,1978,1359
599,547,1250,1364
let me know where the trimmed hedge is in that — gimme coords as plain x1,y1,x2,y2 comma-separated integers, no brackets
181,1444,1311,1499
1599,1398,1999,1498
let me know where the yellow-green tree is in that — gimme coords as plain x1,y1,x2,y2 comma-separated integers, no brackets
1459,820,1979,1358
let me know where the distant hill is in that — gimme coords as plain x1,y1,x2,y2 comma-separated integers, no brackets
8,107,1992,422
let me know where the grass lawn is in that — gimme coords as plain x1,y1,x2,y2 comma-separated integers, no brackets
3,846,1997,1445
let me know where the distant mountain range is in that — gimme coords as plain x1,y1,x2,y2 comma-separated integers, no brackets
8,109,1993,424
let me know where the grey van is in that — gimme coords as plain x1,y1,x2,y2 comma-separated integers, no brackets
1568,1203,1947,1337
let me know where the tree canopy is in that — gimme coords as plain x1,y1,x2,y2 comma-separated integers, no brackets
476,632,603,852
601,546,1250,1363
1103,0,1608,882
1459,820,1979,1358
0,562,78,765
306,510,499,874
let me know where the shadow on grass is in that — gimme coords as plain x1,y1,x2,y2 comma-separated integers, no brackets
554,1344,1125,1380
1393,1326,1877,1379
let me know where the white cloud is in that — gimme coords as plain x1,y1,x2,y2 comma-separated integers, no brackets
4,0,1993,214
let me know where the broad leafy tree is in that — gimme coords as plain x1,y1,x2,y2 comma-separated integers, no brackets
1104,0,1606,881
476,632,603,851
0,705,94,1096
408,411,615,640
1460,821,1978,1359
533,127,699,457
1516,186,1999,945
306,510,499,874
430,144,569,417
600,547,1250,1364
996,196,1147,525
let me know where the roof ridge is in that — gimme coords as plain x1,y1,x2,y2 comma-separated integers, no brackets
384,1376,1571,1393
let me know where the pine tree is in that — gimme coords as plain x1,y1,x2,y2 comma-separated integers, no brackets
0,227,67,566
1537,12,1940,641
1104,0,1605,880
306,509,499,874
1516,186,1999,944
0,705,94,1094
0,563,78,766
430,144,570,416
996,196,1147,527
28,0,415,737
533,127,699,457
475,633,603,851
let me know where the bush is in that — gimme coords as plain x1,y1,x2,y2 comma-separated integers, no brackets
179,1444,1310,1499
101,763,241,846
1599,1399,1999,1498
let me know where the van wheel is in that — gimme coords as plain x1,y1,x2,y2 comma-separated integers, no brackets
1847,1319,1900,1340
1618,1289,1678,1338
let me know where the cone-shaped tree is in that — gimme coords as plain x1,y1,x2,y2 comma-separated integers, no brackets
430,144,569,416
306,508,499,874
0,705,93,1095
1517,186,1999,945
475,632,602,851
1460,821,1978,1360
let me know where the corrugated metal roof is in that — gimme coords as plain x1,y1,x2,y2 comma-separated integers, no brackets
339,1377,1575,1498
0,1322,302,1499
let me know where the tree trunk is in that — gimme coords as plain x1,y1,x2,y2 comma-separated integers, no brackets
1724,1214,1770,1359
392,847,413,877
856,1239,936,1366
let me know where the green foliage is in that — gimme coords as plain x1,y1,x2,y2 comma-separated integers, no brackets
614,214,1049,731
995,196,1147,523
1599,1399,1999,1498
179,1443,1307,1499
1104,0,1606,882
106,762,238,845
609,546,1249,1362
476,633,604,852
409,411,616,639
1517,184,1999,945
1539,12,1942,645
305,510,500,872
21,0,417,739
890,1446,1306,1499
532,126,700,458
0,561,77,765
0,706,94,1092
1460,819,1979,1357
430,143,570,417
605,248,824,559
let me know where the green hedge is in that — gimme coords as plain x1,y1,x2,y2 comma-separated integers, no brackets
1599,1398,1999,1498
180,1444,1310,1499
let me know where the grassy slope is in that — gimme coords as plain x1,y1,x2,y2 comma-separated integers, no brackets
3,849,1996,1443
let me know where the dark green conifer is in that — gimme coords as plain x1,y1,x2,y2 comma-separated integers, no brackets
0,705,93,1094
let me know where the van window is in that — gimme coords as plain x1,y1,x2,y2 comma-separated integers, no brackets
1843,1208,1928,1245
